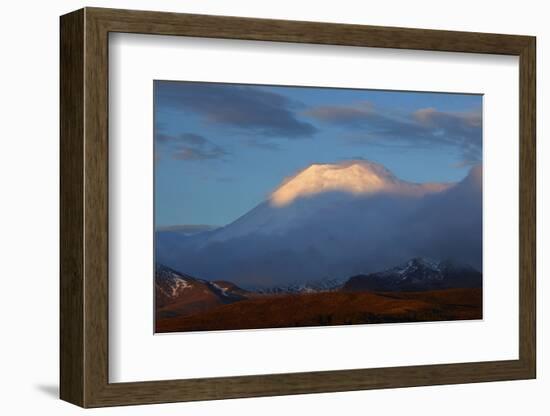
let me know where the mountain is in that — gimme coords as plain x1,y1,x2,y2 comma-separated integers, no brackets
343,257,482,292
156,160,482,289
155,264,247,319
203,161,451,242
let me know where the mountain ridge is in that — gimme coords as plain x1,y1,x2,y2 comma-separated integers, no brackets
343,257,482,292
155,264,248,319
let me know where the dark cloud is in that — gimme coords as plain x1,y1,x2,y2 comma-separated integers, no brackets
157,132,229,161
413,108,481,165
156,82,317,138
306,102,482,165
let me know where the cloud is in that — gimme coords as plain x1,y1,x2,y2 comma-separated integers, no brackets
269,160,452,207
157,132,229,161
412,107,482,165
156,82,317,139
305,102,482,165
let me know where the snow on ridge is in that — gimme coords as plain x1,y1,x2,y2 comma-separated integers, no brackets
169,278,191,296
269,160,451,207
251,277,344,294
209,281,230,297
387,257,444,281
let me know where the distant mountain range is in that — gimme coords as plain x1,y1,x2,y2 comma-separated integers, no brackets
156,160,482,289
251,277,344,294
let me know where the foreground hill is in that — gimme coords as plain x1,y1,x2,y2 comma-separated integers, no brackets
156,287,482,333
155,264,248,319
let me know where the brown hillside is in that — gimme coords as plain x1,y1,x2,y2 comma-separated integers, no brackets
156,288,482,333
156,280,226,319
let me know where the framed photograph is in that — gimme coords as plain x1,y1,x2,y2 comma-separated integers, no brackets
60,7,536,408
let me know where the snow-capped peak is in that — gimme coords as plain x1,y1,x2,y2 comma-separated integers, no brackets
393,257,442,281
269,160,450,207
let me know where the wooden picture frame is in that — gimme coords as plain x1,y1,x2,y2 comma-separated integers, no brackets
60,7,536,408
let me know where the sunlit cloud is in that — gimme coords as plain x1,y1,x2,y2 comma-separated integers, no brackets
269,160,452,207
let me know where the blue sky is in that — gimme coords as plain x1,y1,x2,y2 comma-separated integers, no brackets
154,81,482,227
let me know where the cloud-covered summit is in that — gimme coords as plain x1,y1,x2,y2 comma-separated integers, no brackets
157,160,482,287
270,160,451,207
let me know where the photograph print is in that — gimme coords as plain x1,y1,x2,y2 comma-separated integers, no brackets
154,81,483,333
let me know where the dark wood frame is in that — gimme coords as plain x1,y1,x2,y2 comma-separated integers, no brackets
60,7,536,408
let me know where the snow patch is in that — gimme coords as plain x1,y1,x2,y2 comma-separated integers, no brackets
170,278,191,296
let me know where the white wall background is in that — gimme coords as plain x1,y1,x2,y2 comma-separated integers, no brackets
0,0,545,414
